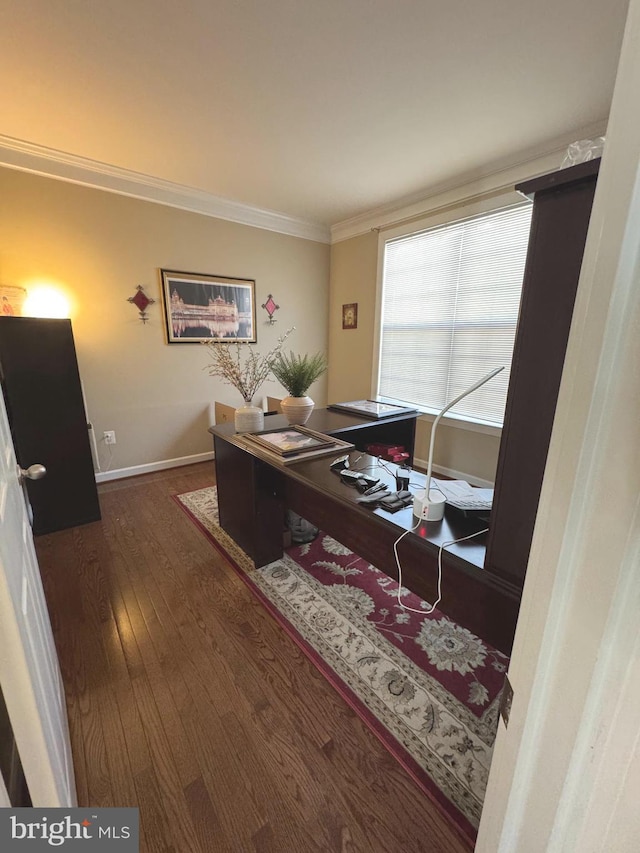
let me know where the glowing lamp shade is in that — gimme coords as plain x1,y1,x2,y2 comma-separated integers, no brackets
22,286,71,319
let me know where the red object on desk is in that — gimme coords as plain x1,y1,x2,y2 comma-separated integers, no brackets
365,442,409,463
366,443,401,454
388,451,410,463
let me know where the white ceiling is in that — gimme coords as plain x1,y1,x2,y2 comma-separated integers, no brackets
0,0,629,229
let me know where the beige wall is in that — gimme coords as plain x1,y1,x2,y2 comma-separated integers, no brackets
0,168,330,472
419,419,501,484
327,230,378,402
328,230,501,483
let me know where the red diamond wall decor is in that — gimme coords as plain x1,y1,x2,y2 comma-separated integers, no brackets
261,294,280,324
127,285,155,323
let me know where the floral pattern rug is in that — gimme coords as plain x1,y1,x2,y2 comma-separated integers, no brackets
175,487,509,840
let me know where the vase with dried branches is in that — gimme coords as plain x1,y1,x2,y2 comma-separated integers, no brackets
203,328,293,432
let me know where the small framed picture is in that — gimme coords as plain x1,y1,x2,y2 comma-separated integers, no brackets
342,303,358,330
161,269,256,343
0,285,27,317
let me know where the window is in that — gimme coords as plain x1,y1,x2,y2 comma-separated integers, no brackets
377,203,533,426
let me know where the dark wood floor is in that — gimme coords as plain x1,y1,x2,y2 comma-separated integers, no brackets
35,462,473,853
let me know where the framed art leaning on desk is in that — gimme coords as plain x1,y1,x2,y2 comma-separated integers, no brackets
242,425,354,464
246,426,335,457
328,400,417,419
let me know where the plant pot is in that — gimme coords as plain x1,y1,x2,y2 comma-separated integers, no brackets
234,401,264,433
281,395,314,425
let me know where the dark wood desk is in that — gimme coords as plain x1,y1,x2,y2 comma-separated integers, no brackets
210,410,520,654
254,407,418,463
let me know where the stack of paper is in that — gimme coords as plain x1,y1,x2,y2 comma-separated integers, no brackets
431,479,494,511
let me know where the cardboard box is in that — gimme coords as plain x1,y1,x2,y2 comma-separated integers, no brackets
214,401,237,425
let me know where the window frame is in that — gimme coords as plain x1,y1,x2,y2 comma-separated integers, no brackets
372,189,533,435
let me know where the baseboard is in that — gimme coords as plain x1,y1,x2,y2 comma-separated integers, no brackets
95,451,215,483
95,450,490,487
413,457,494,489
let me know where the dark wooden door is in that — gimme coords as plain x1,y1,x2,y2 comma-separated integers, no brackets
0,317,101,534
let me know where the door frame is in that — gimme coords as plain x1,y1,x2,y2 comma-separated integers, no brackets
0,388,76,806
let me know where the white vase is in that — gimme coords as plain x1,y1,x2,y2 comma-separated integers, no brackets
281,395,314,425
234,400,264,433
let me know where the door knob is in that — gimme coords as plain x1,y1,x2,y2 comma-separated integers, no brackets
18,463,47,482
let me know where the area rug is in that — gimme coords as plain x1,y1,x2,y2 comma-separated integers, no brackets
174,486,508,842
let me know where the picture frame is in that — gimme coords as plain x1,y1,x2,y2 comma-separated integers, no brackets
0,285,27,317
242,425,354,464
342,303,358,330
161,269,256,343
245,425,336,457
328,400,418,420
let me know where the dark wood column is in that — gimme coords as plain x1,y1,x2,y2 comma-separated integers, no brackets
484,159,600,587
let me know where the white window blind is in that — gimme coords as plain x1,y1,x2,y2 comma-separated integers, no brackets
378,203,533,426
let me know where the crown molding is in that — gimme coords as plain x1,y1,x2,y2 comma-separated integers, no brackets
0,135,331,244
330,121,608,243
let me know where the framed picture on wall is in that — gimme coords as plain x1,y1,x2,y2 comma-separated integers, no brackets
160,269,257,343
0,285,27,317
342,303,358,329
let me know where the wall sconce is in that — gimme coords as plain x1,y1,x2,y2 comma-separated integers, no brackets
127,285,155,323
261,294,280,325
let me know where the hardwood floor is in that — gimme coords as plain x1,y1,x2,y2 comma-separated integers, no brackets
35,462,473,853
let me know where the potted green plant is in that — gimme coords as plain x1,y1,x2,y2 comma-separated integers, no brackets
271,351,328,424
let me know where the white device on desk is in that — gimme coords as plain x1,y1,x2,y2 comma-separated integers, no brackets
434,479,493,511
413,366,504,521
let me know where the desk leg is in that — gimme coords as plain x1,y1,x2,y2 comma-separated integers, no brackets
214,435,285,566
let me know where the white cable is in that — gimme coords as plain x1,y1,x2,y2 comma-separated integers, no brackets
393,523,489,615
350,446,492,615
98,441,114,473
87,423,102,473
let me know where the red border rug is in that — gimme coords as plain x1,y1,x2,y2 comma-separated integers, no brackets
174,487,508,844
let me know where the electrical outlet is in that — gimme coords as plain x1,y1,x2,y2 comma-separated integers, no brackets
103,430,116,445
